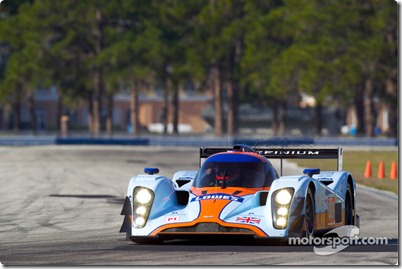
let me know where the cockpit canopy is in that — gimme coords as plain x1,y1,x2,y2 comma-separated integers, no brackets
193,153,278,188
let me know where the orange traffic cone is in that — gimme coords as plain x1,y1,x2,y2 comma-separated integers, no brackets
377,161,385,179
390,161,397,180
364,160,372,178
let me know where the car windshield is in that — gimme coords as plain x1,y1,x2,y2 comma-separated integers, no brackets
194,161,267,188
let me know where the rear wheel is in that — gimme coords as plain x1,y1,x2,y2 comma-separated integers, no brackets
304,188,315,237
345,183,354,225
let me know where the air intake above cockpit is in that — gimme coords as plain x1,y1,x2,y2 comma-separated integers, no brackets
232,144,254,152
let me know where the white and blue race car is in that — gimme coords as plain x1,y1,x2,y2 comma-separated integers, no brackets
120,145,359,243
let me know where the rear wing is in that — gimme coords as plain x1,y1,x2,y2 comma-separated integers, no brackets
199,146,343,176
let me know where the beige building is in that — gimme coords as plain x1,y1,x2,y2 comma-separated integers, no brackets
0,86,213,134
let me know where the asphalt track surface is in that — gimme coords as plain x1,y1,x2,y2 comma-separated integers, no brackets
0,145,398,266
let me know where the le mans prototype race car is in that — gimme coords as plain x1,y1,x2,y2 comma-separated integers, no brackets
120,145,359,243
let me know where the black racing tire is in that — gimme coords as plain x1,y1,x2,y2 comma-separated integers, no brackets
304,188,315,238
345,183,354,225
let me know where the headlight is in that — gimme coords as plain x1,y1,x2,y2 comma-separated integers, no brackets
135,189,152,204
275,189,292,205
272,188,294,229
276,217,287,227
277,207,288,216
135,217,146,226
136,206,147,215
132,187,154,228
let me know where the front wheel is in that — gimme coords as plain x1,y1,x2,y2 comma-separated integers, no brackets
345,183,354,225
304,188,315,237
130,236,162,244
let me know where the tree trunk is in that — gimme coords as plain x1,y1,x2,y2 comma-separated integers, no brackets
92,70,102,137
277,100,287,136
130,81,140,136
27,93,37,133
106,93,113,136
364,78,375,137
12,99,21,132
57,95,63,132
92,7,104,137
314,102,323,137
213,66,223,136
226,42,240,137
386,68,397,138
226,74,236,136
226,78,238,137
354,84,365,136
162,81,169,135
88,93,94,133
172,84,179,135
271,99,279,136
387,102,397,138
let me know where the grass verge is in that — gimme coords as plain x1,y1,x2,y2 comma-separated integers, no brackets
289,149,398,194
